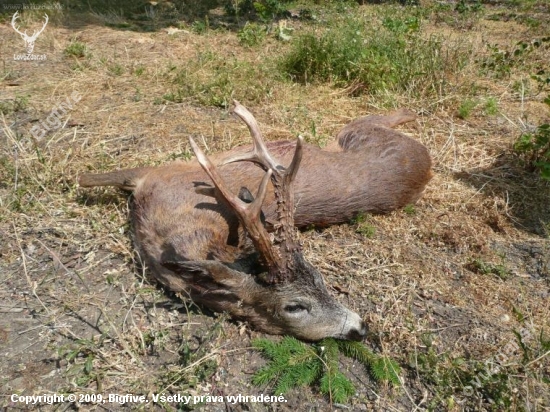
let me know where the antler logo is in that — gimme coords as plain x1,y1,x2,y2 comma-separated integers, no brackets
11,11,49,54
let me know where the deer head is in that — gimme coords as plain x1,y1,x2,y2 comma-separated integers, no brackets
161,102,367,341
11,11,48,54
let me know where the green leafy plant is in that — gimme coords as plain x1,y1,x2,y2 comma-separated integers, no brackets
457,99,477,119
514,123,550,181
280,15,468,98
58,337,103,387
531,68,550,95
168,52,273,108
252,337,400,403
237,22,266,47
481,37,550,79
455,0,482,14
403,204,416,215
484,97,499,115
224,0,290,21
191,17,209,34
253,0,289,22
382,16,420,34
0,94,29,115
466,257,510,280
64,41,88,58
351,212,376,238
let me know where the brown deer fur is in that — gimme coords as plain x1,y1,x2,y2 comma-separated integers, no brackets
78,103,432,341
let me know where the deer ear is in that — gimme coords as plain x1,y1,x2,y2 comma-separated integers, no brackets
238,187,266,225
161,259,249,290
238,187,254,203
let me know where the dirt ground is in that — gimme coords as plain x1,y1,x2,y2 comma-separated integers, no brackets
0,2,549,411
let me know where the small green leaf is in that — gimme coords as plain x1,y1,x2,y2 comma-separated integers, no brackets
84,355,94,374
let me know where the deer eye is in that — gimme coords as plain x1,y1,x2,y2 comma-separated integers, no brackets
284,303,309,314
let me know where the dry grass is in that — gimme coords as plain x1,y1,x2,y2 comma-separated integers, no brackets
1,1,549,410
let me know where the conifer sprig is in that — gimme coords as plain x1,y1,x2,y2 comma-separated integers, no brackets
252,337,401,403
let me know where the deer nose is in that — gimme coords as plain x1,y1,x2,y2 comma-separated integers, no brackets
346,320,367,341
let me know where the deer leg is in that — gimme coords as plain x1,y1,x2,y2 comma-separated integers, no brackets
325,108,418,152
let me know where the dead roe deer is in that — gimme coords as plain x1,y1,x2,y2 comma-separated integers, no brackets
79,102,432,341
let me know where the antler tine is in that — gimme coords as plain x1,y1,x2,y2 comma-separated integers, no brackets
189,137,282,275
221,100,281,171
285,135,304,185
35,14,49,37
11,11,26,36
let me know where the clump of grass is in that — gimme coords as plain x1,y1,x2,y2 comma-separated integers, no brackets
133,65,146,76
351,212,376,238
165,51,275,107
455,0,483,14
252,337,400,403
514,123,550,181
191,18,209,34
237,22,267,47
484,97,499,115
280,15,469,98
457,99,477,119
108,63,124,76
64,41,88,58
0,94,29,115
403,204,416,215
466,258,510,280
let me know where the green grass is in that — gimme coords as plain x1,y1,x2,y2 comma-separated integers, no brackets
133,65,146,76
351,212,376,238
164,51,275,108
514,123,550,181
484,97,499,115
413,324,550,410
108,63,124,76
237,22,267,47
403,204,417,215
466,258,510,280
458,99,478,119
64,41,88,58
0,94,28,115
279,14,470,99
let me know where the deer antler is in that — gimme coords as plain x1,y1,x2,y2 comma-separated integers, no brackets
11,12,26,37
189,137,280,270
224,100,304,256
33,14,49,39
11,12,48,39
190,101,304,284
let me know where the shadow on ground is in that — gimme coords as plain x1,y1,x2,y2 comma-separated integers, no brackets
0,0,287,32
456,154,550,237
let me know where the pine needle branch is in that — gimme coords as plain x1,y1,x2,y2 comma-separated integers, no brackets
252,336,401,404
